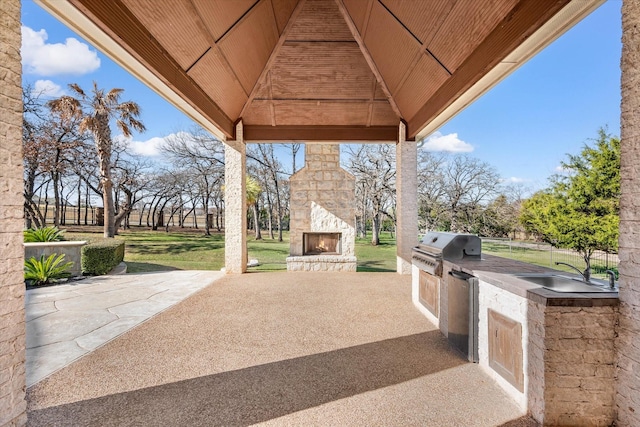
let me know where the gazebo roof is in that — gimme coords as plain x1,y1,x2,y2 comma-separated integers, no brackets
37,0,603,142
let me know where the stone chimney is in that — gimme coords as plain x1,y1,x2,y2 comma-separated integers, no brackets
287,144,357,271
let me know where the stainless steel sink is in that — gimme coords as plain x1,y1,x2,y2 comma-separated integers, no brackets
513,273,617,293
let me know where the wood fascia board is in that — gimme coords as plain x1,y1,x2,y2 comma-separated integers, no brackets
335,0,402,119
413,0,604,141
244,125,400,142
239,0,306,119
46,0,234,139
407,0,571,138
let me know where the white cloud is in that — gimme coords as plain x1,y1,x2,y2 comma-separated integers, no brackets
420,131,474,152
21,26,100,76
555,165,569,173
32,79,64,97
505,177,526,183
121,135,166,157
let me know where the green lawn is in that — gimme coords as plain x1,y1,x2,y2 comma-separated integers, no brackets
482,241,618,279
65,228,397,273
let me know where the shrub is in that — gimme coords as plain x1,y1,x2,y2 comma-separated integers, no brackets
81,239,125,275
24,226,65,242
24,253,73,286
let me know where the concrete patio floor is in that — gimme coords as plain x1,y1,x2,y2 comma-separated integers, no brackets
26,272,537,426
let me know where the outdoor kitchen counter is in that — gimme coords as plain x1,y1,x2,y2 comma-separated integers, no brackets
412,253,619,425
435,254,619,425
445,254,619,306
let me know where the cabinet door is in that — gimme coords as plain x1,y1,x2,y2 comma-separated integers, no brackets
488,309,524,392
419,270,439,317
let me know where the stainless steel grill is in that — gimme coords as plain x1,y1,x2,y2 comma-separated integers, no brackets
412,232,481,276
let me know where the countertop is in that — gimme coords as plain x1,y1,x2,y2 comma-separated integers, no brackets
444,254,619,307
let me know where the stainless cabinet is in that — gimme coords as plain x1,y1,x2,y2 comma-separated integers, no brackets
447,270,479,362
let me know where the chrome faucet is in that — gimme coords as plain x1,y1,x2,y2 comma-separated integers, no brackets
555,262,591,283
605,270,617,289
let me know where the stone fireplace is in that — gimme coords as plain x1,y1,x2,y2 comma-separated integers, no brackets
287,144,357,271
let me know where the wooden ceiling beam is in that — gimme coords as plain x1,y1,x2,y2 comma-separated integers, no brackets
407,0,571,138
69,0,235,137
244,125,401,142
335,0,402,119
239,0,306,119
186,0,250,97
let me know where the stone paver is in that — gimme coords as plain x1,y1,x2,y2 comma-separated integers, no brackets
25,270,223,386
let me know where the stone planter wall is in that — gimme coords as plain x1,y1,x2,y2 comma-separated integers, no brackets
24,241,87,276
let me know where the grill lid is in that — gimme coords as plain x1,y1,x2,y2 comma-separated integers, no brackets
417,231,481,260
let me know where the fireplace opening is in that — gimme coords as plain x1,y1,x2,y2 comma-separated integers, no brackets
303,232,341,255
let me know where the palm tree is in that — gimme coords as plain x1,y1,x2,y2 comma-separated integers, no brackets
48,82,145,237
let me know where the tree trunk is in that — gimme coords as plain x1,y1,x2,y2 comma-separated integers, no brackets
76,178,82,225
203,196,211,236
52,171,60,227
84,183,90,225
43,180,50,226
253,200,262,240
371,212,380,246
102,178,116,237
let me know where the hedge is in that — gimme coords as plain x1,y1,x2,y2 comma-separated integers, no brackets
81,239,125,275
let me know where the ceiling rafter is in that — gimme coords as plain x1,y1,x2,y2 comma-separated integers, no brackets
335,0,402,120
360,0,374,39
239,0,307,120
186,0,248,96
68,0,235,137
214,0,262,44
366,77,376,127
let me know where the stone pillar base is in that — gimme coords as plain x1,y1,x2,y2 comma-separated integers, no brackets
287,256,357,272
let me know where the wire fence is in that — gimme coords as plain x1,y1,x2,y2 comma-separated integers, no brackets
30,205,222,230
481,238,619,280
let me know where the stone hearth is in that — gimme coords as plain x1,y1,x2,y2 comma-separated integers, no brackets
287,144,356,272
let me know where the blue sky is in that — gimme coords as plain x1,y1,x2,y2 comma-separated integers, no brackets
21,0,622,191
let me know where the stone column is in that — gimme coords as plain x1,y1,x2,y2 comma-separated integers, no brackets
224,121,247,273
396,122,418,274
617,1,640,425
0,0,27,425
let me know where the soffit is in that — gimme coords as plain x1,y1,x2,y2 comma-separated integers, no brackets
41,0,600,142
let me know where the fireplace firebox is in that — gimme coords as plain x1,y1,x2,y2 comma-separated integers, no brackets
303,232,341,255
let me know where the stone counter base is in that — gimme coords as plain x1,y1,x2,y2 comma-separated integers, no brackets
286,256,357,272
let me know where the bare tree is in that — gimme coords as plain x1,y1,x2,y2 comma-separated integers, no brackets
248,144,288,242
161,128,225,236
345,144,396,245
111,149,151,231
417,152,502,233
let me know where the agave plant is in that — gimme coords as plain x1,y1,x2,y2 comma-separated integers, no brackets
23,226,65,242
24,254,73,286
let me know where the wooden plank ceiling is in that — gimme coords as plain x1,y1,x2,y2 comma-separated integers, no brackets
66,0,570,141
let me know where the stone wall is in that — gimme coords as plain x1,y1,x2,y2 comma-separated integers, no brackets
0,0,27,424
287,144,356,271
535,305,617,426
618,0,640,425
24,241,87,276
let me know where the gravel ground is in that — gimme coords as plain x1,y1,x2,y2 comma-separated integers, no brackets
27,272,537,426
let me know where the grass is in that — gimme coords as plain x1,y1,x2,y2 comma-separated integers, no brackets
65,227,398,273
482,241,618,279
